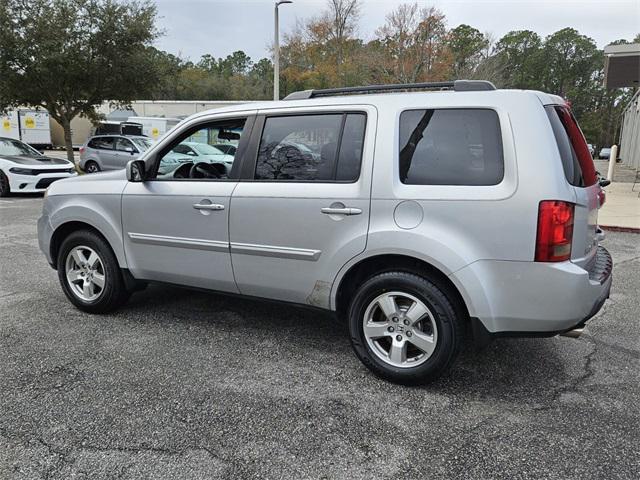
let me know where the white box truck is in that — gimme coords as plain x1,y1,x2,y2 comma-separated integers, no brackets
1,110,20,140
127,116,181,141
18,110,52,147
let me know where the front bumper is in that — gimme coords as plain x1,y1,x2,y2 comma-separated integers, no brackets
8,171,77,193
452,246,613,334
37,211,55,267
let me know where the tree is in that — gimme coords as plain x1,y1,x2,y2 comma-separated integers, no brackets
448,24,488,78
374,3,450,83
147,48,186,100
279,2,365,93
540,28,600,99
199,51,254,77
323,0,361,81
493,30,543,88
0,0,160,162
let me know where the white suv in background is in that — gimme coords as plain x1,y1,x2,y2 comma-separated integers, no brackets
38,80,612,384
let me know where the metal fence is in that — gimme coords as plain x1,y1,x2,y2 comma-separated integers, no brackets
619,89,640,169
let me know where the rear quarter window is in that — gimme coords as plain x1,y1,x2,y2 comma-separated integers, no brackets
399,108,504,186
545,106,597,187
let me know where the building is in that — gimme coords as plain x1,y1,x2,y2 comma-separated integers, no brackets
604,43,640,169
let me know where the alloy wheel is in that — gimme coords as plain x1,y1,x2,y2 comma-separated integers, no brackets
65,245,106,302
85,162,99,173
362,291,438,368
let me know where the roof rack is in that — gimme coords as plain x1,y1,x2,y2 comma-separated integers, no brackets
283,80,496,100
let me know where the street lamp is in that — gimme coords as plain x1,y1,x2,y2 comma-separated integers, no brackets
274,0,292,101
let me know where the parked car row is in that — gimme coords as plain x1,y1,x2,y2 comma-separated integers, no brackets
0,130,240,197
78,134,238,174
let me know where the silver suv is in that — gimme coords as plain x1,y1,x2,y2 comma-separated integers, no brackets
79,135,153,173
38,81,613,384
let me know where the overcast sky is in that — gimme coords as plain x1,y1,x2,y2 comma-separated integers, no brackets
154,0,639,62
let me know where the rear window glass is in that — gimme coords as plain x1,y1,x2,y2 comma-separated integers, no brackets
399,109,504,186
545,106,597,187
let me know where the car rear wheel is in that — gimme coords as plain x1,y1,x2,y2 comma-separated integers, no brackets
348,271,463,384
84,161,100,173
57,230,129,313
0,170,10,197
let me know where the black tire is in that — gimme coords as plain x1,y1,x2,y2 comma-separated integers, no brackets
348,271,464,385
0,170,10,197
84,161,100,173
56,230,130,313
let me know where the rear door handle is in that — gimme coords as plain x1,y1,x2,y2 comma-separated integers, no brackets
321,207,362,216
193,203,225,211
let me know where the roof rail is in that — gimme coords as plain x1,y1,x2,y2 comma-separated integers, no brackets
283,80,496,100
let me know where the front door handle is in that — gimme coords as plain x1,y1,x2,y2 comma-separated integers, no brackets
193,203,225,211
321,207,362,216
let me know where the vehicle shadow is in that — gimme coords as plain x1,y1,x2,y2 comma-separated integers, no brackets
125,283,573,404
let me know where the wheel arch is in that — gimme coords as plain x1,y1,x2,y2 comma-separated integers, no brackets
333,253,470,323
83,158,101,170
50,219,126,270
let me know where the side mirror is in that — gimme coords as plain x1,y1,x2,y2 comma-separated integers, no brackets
126,159,146,182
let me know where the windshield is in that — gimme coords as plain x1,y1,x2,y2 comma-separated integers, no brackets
131,138,152,151
0,138,40,157
193,143,225,155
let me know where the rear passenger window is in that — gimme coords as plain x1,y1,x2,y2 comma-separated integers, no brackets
255,113,365,181
89,137,114,150
399,109,504,186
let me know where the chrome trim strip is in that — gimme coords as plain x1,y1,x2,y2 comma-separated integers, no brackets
230,242,321,261
128,232,229,252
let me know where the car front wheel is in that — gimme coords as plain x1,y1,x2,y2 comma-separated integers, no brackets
348,271,464,384
57,230,129,313
0,170,10,197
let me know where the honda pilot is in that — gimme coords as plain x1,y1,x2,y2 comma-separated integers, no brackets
37,80,612,384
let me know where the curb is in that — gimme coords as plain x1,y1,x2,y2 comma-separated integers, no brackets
600,225,640,234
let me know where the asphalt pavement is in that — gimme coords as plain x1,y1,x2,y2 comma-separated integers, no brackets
1,196,639,479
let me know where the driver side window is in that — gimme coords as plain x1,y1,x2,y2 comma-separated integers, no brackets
155,118,246,180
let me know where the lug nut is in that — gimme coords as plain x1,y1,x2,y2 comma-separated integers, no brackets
387,326,394,333
392,316,399,323
406,331,412,337
403,319,410,325
396,335,402,341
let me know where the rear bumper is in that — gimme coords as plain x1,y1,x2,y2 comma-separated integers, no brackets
452,246,613,334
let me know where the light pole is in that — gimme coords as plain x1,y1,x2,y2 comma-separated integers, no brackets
274,0,292,101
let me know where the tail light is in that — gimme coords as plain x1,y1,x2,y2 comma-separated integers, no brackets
535,200,574,262
598,187,606,207
79,147,85,154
